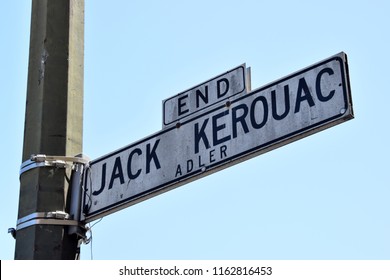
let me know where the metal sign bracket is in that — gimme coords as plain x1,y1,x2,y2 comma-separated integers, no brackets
10,154,91,241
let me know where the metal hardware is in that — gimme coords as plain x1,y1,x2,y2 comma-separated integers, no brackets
17,154,90,238
20,154,90,176
17,218,81,231
16,211,84,232
17,211,66,225
46,210,70,220
68,161,86,237
30,154,89,164
8,228,16,239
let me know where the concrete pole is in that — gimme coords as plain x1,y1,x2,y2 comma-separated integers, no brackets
15,0,84,259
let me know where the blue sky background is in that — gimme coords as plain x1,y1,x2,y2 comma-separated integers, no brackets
1,0,389,260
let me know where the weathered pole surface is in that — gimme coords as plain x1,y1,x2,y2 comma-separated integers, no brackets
15,0,84,259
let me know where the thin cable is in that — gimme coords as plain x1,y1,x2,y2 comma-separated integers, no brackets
90,231,93,260
90,217,103,229
87,218,103,260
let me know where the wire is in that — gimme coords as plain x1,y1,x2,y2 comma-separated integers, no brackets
85,218,103,260
78,163,102,260
90,231,93,260
90,218,103,229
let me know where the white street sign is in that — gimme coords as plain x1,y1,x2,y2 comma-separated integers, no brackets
82,53,353,222
162,64,249,127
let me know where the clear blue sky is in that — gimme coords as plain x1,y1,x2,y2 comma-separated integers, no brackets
1,0,389,260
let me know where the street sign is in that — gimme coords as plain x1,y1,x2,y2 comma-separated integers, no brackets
162,64,249,127
82,52,353,222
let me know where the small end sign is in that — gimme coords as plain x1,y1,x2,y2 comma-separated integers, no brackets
162,64,250,127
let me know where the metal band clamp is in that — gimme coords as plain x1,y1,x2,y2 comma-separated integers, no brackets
19,154,89,176
16,211,85,232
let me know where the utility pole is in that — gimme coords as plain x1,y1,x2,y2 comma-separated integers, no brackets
15,0,84,259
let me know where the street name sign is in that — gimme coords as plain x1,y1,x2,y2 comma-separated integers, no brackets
162,64,250,127
82,52,353,222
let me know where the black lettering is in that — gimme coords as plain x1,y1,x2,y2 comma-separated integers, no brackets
178,95,189,116
108,157,125,189
175,164,182,177
198,155,205,168
92,163,106,196
220,145,227,158
209,149,216,163
232,104,249,138
295,78,315,113
187,159,193,172
196,86,208,108
316,67,335,102
250,96,268,129
194,118,210,154
271,85,290,120
217,78,229,98
146,139,161,174
127,148,142,180
212,110,231,146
